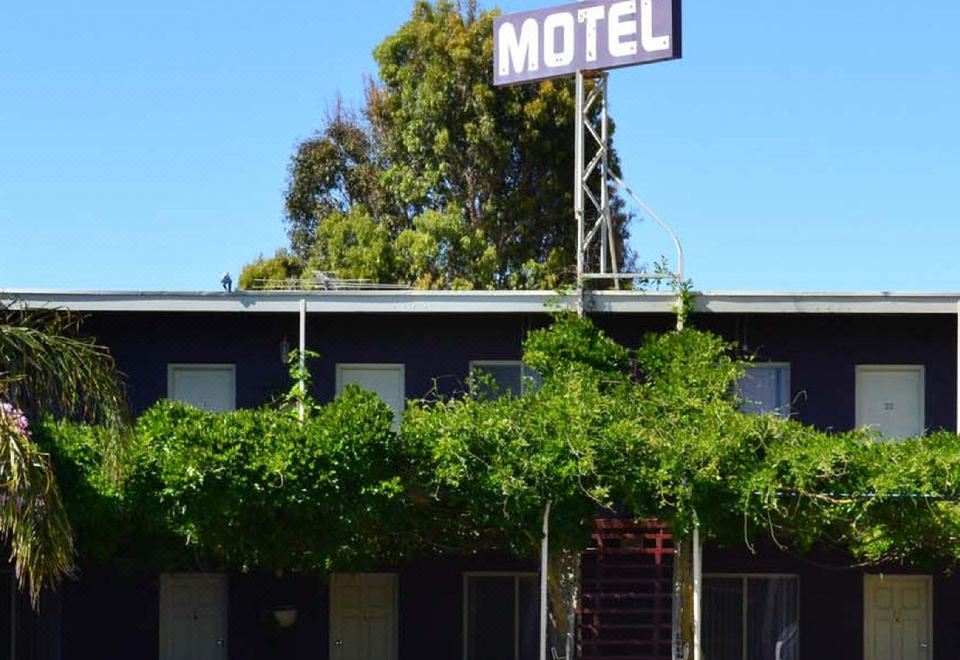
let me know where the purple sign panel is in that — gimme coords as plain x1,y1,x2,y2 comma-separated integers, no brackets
493,0,681,85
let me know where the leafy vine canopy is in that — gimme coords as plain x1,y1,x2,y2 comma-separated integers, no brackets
35,314,960,574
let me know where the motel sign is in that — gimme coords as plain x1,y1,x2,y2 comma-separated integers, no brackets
493,0,681,85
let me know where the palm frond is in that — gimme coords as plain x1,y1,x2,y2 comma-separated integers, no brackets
0,411,74,605
0,303,132,603
0,307,129,426
0,305,131,471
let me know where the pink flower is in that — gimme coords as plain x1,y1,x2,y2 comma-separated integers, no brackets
0,401,30,437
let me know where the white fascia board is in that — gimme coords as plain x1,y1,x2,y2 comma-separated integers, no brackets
694,292,960,314
0,289,573,314
2,289,959,315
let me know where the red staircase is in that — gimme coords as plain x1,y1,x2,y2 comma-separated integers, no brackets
579,519,675,660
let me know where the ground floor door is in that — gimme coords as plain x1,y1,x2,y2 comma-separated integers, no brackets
159,573,227,660
330,573,398,660
864,575,931,660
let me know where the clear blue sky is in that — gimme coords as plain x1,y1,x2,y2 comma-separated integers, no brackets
1,1,958,292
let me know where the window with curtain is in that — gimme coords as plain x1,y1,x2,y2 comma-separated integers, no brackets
736,364,791,418
702,575,799,660
464,574,538,660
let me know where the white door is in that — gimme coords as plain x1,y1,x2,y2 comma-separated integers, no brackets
856,366,924,439
330,573,398,660
160,574,227,660
864,575,931,660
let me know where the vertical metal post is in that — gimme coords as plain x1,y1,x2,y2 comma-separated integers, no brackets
298,298,306,422
540,500,552,660
671,543,682,660
599,76,621,290
9,572,15,660
576,70,625,303
692,523,702,660
956,301,959,434
575,70,586,317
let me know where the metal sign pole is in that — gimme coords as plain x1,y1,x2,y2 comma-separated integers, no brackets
496,0,684,300
577,71,622,302
575,69,586,317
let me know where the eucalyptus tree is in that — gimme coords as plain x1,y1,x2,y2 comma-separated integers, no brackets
0,304,128,603
242,0,632,290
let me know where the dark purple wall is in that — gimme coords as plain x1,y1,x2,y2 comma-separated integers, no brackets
706,542,960,660
81,313,295,414
398,556,538,660
84,313,956,430
228,573,327,659
59,570,158,659
55,308,960,659
600,313,958,433
81,310,957,433
42,557,533,660
702,314,956,433
31,549,960,660
81,312,547,415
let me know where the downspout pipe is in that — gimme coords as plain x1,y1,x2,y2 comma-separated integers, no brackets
540,500,552,660
299,298,306,422
692,521,702,660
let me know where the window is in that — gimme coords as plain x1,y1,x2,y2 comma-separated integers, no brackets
703,575,799,660
464,573,538,660
469,361,542,398
336,364,405,428
856,365,924,439
737,363,790,418
167,364,236,412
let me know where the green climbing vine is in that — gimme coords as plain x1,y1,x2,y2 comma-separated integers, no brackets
32,312,960,574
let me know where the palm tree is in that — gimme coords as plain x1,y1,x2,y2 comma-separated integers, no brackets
0,302,129,604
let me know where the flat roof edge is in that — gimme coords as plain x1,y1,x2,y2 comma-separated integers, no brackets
2,289,959,314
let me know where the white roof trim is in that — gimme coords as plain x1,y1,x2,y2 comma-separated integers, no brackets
2,289,959,314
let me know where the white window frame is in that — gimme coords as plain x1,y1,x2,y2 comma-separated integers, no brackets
469,360,540,396
166,363,237,411
703,573,801,660
737,362,792,418
855,364,925,438
335,363,406,428
462,571,538,660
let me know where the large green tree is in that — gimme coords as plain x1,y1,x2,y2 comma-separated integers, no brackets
0,304,129,603
241,0,631,291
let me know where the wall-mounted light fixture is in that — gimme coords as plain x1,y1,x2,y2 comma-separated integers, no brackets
280,336,290,364
272,605,298,628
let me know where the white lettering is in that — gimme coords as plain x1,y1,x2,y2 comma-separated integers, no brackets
543,12,575,68
577,6,605,63
498,19,539,76
608,1,638,58
640,0,670,52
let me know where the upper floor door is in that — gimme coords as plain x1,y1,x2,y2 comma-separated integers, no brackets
856,366,924,439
